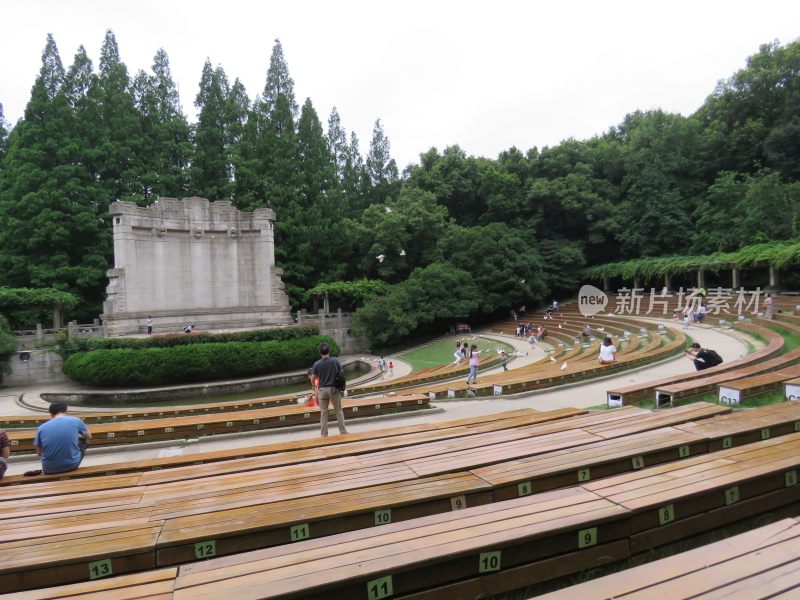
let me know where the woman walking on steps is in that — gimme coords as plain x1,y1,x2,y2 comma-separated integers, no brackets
465,344,479,385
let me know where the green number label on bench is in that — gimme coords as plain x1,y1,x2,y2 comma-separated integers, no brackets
725,486,740,506
678,445,691,458
367,575,393,600
577,468,591,482
374,509,392,526
517,481,532,497
795,421,800,432
786,470,798,488
722,436,732,449
658,504,675,526
761,428,771,440
451,495,466,511
478,550,502,573
88,558,112,580
578,527,597,549
194,540,216,559
290,523,310,541
631,456,645,470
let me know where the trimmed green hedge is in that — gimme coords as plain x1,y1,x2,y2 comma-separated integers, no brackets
62,335,339,386
60,326,319,358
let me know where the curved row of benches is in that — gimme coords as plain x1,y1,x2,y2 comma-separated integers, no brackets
10,401,800,598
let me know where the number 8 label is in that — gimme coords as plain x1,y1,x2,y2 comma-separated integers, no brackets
578,527,597,549
658,504,675,526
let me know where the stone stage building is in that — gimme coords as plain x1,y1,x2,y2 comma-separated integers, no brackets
101,197,292,335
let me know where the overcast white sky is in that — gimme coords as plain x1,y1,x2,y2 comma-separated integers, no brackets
2,1,799,168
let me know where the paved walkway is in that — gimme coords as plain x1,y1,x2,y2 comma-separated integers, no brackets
1,320,753,476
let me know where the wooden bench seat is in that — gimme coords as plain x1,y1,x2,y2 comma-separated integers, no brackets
170,486,631,600
536,517,800,599
655,340,800,407
5,395,431,454
5,405,800,595
170,433,800,599
607,321,785,406
675,401,800,450
0,409,583,487
717,363,800,404
0,404,730,592
7,567,178,600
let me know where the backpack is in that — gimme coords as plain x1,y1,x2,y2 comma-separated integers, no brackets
704,349,723,367
334,367,346,392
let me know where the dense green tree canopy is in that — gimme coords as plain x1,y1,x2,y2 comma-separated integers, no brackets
1,33,799,339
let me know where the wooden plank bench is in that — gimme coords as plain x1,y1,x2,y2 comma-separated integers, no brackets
5,395,432,454
169,486,631,600
607,321,785,406
536,517,800,599
0,405,728,591
170,433,800,599
655,344,800,407
0,409,584,487
6,567,178,599
3,404,797,596
718,363,800,405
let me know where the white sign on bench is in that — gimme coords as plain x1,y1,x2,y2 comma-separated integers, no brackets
719,387,741,405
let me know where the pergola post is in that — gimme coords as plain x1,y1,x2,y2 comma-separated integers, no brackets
602,276,611,292
323,292,330,314
732,267,741,289
769,266,780,289
697,269,706,289
664,274,671,291
633,276,641,289
52,303,63,329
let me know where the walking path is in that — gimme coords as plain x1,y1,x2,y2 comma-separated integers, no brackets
0,320,754,476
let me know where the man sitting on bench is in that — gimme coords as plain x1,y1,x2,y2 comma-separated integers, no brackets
33,403,92,475
685,343,723,371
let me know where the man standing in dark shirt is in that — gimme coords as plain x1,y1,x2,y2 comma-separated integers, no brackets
311,343,348,437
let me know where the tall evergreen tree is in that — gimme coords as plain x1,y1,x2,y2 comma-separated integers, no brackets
366,118,399,203
0,35,109,314
294,98,348,285
133,48,192,202
191,60,231,199
0,103,10,162
343,130,369,216
86,30,142,203
326,106,348,179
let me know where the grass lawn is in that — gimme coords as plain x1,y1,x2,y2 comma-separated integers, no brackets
397,336,515,372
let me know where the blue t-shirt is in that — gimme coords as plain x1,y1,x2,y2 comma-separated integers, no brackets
33,415,88,474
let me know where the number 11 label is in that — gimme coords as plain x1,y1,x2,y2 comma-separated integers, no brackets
367,575,393,600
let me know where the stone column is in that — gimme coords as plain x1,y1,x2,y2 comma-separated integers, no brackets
323,293,330,314
732,268,740,289
297,309,305,326
633,276,641,289
52,304,63,329
697,269,706,289
602,276,611,292
664,274,671,291
318,309,326,333
769,266,780,288
36,323,43,343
